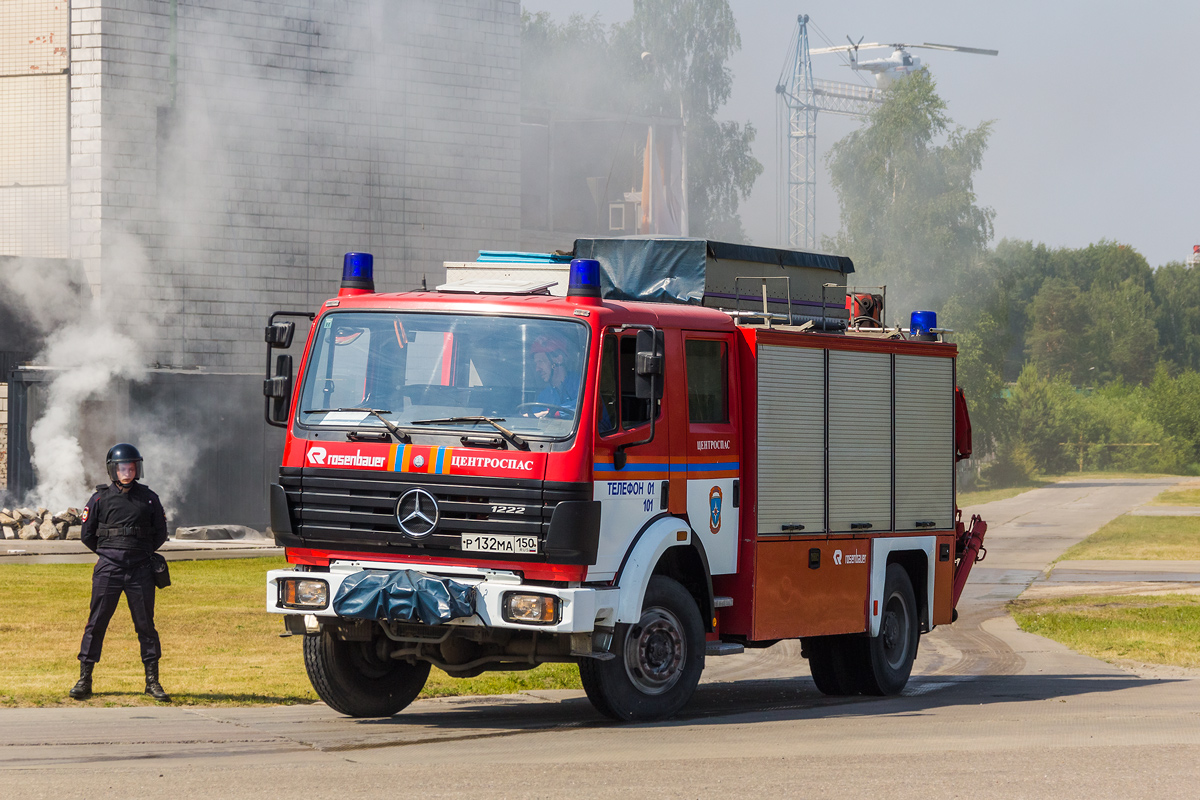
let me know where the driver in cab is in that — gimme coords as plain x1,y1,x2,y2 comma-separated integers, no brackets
530,335,579,418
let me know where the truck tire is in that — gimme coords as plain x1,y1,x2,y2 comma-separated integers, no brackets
303,626,430,718
804,635,860,696
579,575,704,722
859,563,919,695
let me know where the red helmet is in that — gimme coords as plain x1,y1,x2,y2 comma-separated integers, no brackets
532,335,568,355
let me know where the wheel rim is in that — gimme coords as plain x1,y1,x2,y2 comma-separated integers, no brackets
879,591,911,670
623,607,687,695
346,636,394,679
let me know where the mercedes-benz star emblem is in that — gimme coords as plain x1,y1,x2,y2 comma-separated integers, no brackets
395,488,439,538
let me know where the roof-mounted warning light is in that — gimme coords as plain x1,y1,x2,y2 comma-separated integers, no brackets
910,310,938,342
339,252,375,297
567,258,601,305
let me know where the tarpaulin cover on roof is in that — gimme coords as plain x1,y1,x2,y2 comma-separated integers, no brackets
572,237,853,305
332,569,475,625
574,237,706,304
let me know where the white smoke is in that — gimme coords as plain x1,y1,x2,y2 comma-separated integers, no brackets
1,234,197,517
26,319,145,511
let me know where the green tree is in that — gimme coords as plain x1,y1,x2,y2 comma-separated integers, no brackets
1152,262,1200,372
1025,277,1089,382
826,68,994,312
985,365,1078,482
1086,278,1159,384
521,13,634,113
619,0,761,240
520,2,763,241
1146,364,1200,467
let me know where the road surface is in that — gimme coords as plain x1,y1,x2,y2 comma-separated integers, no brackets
4,477,1198,799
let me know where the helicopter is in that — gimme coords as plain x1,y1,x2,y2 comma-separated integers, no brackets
810,39,998,87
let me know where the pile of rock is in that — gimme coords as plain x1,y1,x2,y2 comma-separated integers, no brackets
0,507,83,541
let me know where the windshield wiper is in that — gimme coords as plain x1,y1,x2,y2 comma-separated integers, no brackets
303,407,412,443
410,416,529,451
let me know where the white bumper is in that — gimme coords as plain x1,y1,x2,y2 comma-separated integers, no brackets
266,560,617,634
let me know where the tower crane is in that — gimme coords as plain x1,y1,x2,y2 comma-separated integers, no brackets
777,16,997,249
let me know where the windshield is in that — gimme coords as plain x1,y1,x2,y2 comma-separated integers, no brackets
297,311,589,440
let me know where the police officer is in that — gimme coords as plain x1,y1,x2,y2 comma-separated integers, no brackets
69,443,171,702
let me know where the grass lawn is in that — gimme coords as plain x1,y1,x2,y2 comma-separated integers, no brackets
0,557,579,708
1043,471,1184,481
1150,485,1200,506
1010,594,1200,669
957,472,1187,509
1056,515,1200,561
1011,500,1200,670
957,480,1047,507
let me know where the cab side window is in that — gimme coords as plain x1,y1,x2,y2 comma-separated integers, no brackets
597,332,657,436
598,337,618,435
686,339,728,424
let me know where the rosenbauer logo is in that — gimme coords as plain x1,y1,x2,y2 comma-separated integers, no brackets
306,447,386,468
833,549,867,566
304,443,544,475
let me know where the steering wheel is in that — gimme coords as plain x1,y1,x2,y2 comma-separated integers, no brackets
516,402,575,420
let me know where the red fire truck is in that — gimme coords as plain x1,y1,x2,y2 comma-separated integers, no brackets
263,238,987,722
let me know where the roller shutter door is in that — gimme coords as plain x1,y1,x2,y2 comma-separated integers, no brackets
895,355,954,530
756,345,824,535
828,350,891,532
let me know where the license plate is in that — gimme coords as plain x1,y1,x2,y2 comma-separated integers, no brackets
461,534,538,555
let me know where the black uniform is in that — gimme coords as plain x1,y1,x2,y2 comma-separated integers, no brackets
77,481,169,665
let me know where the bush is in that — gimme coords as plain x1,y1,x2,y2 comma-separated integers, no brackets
980,365,1196,486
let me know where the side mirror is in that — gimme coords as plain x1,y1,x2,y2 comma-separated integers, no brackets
264,354,293,426
265,321,296,349
634,329,665,400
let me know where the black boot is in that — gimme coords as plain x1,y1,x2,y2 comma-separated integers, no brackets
144,660,171,702
69,662,94,700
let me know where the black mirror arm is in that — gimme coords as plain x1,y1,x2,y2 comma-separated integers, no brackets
264,310,315,428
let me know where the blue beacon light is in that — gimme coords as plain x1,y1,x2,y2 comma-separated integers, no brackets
909,310,938,341
567,258,601,304
339,252,375,295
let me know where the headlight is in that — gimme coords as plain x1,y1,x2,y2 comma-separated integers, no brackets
502,592,560,625
279,578,329,609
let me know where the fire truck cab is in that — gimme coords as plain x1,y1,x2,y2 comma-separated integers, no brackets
263,239,986,722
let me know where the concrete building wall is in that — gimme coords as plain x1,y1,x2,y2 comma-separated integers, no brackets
59,0,520,370
0,383,7,490
0,0,71,259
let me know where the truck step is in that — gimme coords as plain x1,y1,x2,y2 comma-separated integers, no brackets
713,596,734,608
705,641,745,656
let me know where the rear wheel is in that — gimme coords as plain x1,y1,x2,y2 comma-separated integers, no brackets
579,576,704,722
303,626,430,718
859,563,919,695
804,635,860,696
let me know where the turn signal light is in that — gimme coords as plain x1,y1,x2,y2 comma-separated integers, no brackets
280,578,329,610
502,593,560,625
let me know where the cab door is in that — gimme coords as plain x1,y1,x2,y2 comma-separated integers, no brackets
589,327,671,581
682,332,740,575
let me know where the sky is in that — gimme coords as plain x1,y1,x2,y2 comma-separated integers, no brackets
520,0,1200,268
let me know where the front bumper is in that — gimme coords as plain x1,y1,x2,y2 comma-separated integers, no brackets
266,560,617,634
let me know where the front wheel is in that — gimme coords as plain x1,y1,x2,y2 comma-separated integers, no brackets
303,626,430,717
579,576,704,722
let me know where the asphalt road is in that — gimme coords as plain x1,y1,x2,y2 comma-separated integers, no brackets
5,477,1198,799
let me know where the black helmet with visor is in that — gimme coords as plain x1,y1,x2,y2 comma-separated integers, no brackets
106,443,144,483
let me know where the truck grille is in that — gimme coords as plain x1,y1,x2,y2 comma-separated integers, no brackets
279,467,589,561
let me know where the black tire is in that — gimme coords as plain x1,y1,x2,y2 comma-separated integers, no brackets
859,563,919,696
579,575,704,722
804,635,860,696
303,626,430,718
